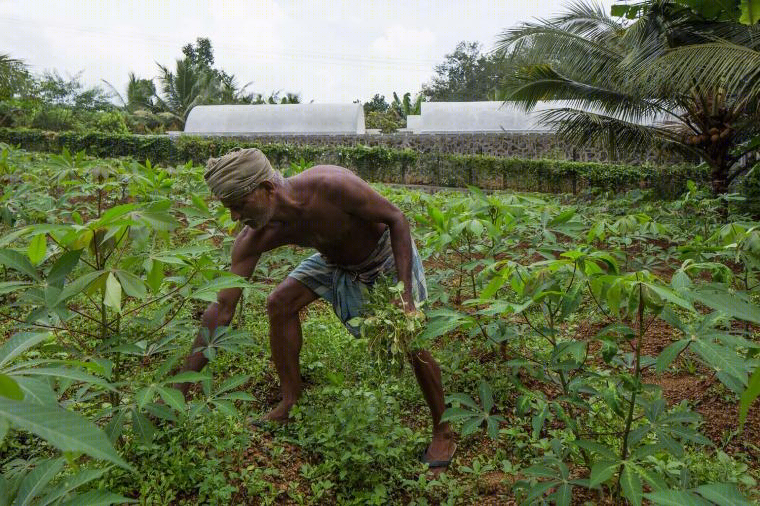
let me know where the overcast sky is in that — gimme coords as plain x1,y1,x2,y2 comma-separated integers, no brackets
0,0,613,104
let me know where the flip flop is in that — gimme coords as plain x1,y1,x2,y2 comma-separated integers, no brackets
421,442,457,468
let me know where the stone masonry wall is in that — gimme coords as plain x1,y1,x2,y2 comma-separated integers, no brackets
189,132,686,164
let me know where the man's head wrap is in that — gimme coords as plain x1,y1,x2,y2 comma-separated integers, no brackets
204,148,277,201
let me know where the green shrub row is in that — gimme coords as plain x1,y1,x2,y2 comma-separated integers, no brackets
0,128,709,196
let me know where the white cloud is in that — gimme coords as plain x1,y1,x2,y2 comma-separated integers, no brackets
0,0,614,103
370,24,436,59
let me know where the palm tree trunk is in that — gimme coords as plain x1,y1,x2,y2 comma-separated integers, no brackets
710,159,730,221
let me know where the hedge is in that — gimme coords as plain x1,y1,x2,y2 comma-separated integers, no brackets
0,128,709,197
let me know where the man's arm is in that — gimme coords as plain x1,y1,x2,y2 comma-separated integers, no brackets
325,172,417,310
174,227,261,397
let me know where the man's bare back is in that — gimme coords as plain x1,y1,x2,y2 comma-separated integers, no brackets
232,165,390,267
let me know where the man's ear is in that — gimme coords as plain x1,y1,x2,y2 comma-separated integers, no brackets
258,180,275,194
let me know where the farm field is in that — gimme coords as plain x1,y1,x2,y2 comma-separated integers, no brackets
1,145,759,505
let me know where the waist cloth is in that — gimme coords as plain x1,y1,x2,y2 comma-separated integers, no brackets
287,228,427,336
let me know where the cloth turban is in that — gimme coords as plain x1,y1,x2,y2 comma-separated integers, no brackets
204,148,277,201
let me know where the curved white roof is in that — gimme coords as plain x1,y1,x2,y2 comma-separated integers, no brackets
420,101,556,133
184,103,365,135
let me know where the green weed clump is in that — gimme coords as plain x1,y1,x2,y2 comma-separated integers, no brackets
351,278,427,372
288,387,425,504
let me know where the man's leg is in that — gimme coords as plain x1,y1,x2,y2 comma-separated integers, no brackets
410,349,456,463
264,277,318,421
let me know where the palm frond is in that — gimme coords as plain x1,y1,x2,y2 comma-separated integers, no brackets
495,24,625,84
634,42,760,102
537,107,688,156
100,79,126,108
542,0,626,40
501,64,680,124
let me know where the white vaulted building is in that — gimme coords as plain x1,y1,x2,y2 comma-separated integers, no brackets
182,103,366,135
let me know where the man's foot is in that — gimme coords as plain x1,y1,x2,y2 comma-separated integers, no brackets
261,400,295,422
422,433,457,475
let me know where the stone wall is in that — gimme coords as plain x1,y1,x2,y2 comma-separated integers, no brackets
182,131,686,164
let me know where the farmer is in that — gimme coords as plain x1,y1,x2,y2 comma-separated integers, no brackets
175,148,456,469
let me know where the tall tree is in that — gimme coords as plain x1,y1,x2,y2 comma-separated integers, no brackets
103,72,157,112
0,54,31,100
34,70,113,111
495,0,760,203
183,37,215,70
422,41,506,101
155,58,216,128
363,94,390,114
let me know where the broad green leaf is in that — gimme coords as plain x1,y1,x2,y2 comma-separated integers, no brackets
14,377,57,405
441,407,478,422
134,386,154,410
461,414,485,436
689,287,760,324
0,373,23,400
479,380,494,413
589,460,619,488
61,489,135,506
740,0,760,24
97,203,138,223
740,367,760,428
0,398,130,469
213,399,239,417
56,271,106,305
115,270,147,300
671,270,692,291
548,208,576,226
146,259,164,293
696,483,750,506
524,481,556,504
156,386,185,412
15,457,64,506
37,467,108,505
621,465,643,506
189,275,251,301
553,482,571,506
12,367,116,392
0,248,40,281
168,371,211,384
131,408,154,445
103,272,122,313
216,374,250,394
44,284,63,309
419,310,472,340
572,440,617,460
524,464,559,479
0,331,50,368
643,283,694,312
27,234,47,266
656,340,689,373
0,281,31,295
694,340,747,385
645,490,709,506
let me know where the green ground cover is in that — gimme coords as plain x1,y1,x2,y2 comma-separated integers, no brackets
1,145,759,505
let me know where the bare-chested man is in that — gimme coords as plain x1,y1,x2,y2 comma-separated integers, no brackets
175,148,456,469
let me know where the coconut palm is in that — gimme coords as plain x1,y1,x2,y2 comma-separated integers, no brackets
155,58,218,129
495,0,760,202
103,72,157,113
0,54,31,99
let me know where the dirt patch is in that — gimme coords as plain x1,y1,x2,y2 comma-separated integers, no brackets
646,373,760,462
